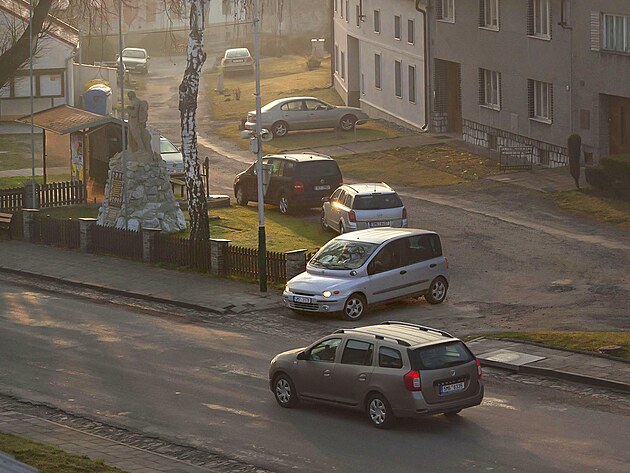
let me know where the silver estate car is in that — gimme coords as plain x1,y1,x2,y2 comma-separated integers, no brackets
117,48,150,74
321,183,408,234
283,228,449,320
159,136,183,175
269,321,484,428
245,96,369,137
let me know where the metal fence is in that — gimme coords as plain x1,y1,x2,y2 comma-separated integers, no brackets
153,234,211,272
227,245,287,284
499,146,534,171
92,225,143,261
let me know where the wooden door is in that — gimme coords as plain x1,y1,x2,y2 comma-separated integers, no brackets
609,96,630,155
446,62,462,133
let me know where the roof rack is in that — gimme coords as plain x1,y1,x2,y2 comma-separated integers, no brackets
306,152,333,159
381,321,453,339
333,328,411,347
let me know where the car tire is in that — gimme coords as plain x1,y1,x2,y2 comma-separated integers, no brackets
278,192,291,215
342,293,366,321
272,121,289,138
339,221,346,234
235,186,248,206
366,393,395,429
321,210,329,230
340,114,357,132
273,373,299,408
425,276,448,304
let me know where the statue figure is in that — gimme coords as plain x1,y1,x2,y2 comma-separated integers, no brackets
126,91,152,154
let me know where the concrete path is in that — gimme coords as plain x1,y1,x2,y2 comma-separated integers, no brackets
0,166,68,178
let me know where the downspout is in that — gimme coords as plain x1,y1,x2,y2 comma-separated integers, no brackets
330,0,335,86
66,55,75,107
416,0,429,131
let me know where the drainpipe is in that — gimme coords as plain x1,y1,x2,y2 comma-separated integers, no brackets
330,0,335,86
415,0,429,131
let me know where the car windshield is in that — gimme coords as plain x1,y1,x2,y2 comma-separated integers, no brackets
353,193,403,210
409,342,474,370
123,50,146,58
160,139,179,153
310,239,379,270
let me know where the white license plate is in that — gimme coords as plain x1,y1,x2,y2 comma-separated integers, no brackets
369,221,391,228
440,382,465,395
314,185,330,191
232,59,244,63
293,296,311,304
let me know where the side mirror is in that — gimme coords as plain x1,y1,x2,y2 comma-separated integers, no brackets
296,351,308,361
321,197,329,203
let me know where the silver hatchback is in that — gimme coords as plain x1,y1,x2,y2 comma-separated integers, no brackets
269,321,484,428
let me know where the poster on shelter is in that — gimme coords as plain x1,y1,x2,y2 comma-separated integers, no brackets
71,132,84,182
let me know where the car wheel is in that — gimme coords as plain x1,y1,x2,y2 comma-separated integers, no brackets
278,192,290,215
235,186,248,206
272,121,289,137
321,210,329,230
273,373,299,408
425,276,448,304
339,221,346,234
342,293,366,321
366,393,395,429
340,114,357,132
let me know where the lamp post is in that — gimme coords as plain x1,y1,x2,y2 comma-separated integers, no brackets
117,0,128,229
29,0,36,208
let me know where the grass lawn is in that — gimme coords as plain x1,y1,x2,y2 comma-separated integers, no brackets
0,174,71,189
37,204,100,220
0,135,43,171
336,144,501,188
549,189,630,229
0,432,127,473
481,332,630,361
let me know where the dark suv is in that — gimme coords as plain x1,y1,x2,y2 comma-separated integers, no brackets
233,153,343,214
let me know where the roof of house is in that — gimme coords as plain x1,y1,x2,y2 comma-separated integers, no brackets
0,0,79,48
16,105,120,135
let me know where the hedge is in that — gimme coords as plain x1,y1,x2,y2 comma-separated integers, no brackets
585,154,630,200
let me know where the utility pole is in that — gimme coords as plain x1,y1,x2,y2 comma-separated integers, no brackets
29,0,36,208
118,0,128,229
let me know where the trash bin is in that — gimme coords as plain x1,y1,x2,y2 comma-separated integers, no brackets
311,38,325,58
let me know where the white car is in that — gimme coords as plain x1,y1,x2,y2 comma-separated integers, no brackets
283,228,449,320
117,48,150,74
160,136,183,175
221,47,254,73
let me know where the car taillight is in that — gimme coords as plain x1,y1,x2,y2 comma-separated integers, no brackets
476,358,482,379
402,207,407,219
348,210,356,222
445,257,449,269
404,370,422,391
293,182,305,193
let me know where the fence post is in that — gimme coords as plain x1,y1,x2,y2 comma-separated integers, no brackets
22,209,40,243
142,228,162,263
23,181,40,209
78,218,97,252
285,249,307,280
210,239,231,276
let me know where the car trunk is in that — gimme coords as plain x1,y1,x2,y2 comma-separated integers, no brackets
296,161,343,196
354,208,404,227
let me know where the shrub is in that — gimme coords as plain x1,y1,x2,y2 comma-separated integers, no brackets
601,155,630,199
567,134,581,189
306,55,322,70
584,166,608,191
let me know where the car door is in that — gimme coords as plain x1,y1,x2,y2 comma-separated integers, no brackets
304,99,329,129
295,337,342,401
403,234,445,294
324,188,342,228
331,190,347,231
362,239,410,303
239,163,257,202
332,339,375,406
263,158,283,203
281,100,309,131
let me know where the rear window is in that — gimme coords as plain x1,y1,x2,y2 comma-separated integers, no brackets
225,48,250,58
409,342,474,370
296,160,341,177
353,193,402,210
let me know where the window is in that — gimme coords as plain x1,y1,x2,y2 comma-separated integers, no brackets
379,347,403,369
529,79,553,122
341,340,374,366
0,70,66,99
560,0,570,27
374,53,381,89
361,73,365,95
479,69,501,110
346,0,349,23
603,13,630,53
309,338,342,363
479,0,499,30
394,60,402,98
334,0,338,13
280,100,304,111
394,15,402,40
340,0,343,18
341,51,345,79
407,19,415,44
403,234,443,264
408,65,416,103
437,0,455,22
530,0,551,38
369,240,404,274
374,10,381,33
356,5,360,27
335,45,339,73
409,342,474,371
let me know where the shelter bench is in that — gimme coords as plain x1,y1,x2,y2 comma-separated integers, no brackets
0,212,14,240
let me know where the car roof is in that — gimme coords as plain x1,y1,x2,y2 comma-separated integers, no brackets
335,322,457,348
334,228,436,244
343,183,394,194
266,153,335,162
225,47,251,54
122,48,146,52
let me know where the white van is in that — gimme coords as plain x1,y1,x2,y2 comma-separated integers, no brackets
283,228,449,320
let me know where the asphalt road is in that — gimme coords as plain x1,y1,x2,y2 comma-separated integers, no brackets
1,280,628,473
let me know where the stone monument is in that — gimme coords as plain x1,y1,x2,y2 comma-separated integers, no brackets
97,92,186,232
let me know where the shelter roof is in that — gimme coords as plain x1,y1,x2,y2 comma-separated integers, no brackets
16,105,120,135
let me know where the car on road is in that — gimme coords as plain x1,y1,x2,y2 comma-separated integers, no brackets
321,183,408,234
221,47,254,74
269,321,484,428
159,136,183,175
233,153,343,214
244,96,369,137
117,48,150,74
283,228,449,320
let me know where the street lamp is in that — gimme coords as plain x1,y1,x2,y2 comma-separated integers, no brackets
29,0,36,208
117,0,128,229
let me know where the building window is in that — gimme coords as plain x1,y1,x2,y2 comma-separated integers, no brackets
528,79,553,122
340,0,343,18
361,73,365,95
408,19,415,44
479,69,501,110
395,60,402,98
529,0,551,39
374,10,381,33
394,15,401,40
408,65,416,103
341,51,345,80
335,45,339,73
560,0,570,27
375,53,381,89
479,0,499,30
437,0,455,22
346,0,350,23
356,5,361,27
334,0,338,13
0,70,65,99
603,13,630,53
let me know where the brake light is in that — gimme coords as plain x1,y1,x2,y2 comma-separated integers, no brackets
445,257,449,269
293,182,305,193
403,370,422,391
402,207,407,219
476,358,482,379
348,210,356,222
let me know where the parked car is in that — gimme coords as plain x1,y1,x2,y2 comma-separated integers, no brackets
221,47,254,73
159,136,183,175
269,321,484,428
283,228,449,320
321,183,408,234
117,48,150,74
245,96,369,137
233,153,343,214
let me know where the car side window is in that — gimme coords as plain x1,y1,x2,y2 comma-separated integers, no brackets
379,347,403,369
342,193,353,208
270,159,283,177
330,188,342,202
335,190,346,204
309,338,342,363
282,161,295,177
341,339,374,366
285,101,303,112
406,235,440,264
304,99,325,111
368,240,403,274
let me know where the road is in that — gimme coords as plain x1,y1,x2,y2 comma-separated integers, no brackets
1,279,629,473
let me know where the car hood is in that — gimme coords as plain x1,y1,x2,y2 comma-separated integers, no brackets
122,57,146,64
160,152,182,163
274,347,305,362
287,269,356,293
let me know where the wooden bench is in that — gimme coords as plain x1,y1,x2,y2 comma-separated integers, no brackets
0,212,14,240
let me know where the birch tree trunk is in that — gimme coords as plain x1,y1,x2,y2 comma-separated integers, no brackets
179,0,210,241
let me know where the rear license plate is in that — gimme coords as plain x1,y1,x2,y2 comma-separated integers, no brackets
369,221,391,228
440,382,465,395
232,59,244,63
293,296,311,304
314,185,330,191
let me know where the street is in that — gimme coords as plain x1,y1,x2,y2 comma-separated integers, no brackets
0,279,629,473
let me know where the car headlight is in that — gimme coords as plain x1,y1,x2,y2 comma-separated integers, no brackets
322,290,332,298
285,285,290,293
